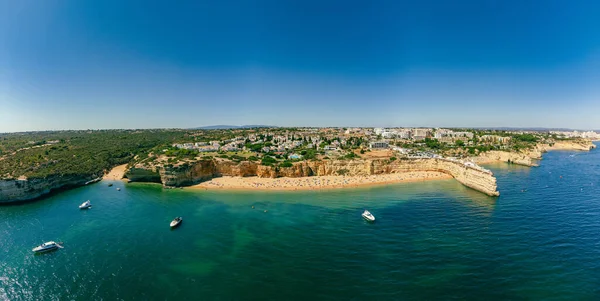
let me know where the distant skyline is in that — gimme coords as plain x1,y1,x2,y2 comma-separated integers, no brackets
1,0,600,132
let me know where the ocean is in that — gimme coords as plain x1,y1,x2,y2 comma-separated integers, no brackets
1,144,599,300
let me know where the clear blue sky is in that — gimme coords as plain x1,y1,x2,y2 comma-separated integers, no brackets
1,0,599,132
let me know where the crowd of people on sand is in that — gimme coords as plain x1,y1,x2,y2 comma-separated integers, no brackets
191,172,451,191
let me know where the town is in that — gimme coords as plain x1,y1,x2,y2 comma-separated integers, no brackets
164,127,596,167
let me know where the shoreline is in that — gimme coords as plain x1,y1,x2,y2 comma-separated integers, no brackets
103,164,128,181
186,172,453,191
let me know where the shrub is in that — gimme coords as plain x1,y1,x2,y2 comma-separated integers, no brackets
280,161,293,168
336,169,349,176
261,156,277,166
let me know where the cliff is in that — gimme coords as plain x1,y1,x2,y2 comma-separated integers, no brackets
126,158,500,196
0,172,103,204
475,139,596,167
540,140,596,151
475,150,541,167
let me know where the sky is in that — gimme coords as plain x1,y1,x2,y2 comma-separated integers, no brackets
1,0,599,132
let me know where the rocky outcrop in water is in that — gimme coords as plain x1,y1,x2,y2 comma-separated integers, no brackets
126,158,500,196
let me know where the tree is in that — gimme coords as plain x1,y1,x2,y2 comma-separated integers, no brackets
455,140,465,147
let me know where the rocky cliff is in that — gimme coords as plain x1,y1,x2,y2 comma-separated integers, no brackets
126,158,500,196
0,172,103,204
540,140,596,151
475,150,541,167
475,139,596,167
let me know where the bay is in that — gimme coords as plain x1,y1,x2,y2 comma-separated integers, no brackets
1,144,599,300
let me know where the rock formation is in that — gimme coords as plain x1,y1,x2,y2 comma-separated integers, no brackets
0,172,102,204
125,158,500,196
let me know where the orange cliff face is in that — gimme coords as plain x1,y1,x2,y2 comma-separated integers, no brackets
125,158,500,197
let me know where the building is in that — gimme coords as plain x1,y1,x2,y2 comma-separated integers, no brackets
369,141,389,149
411,128,430,141
480,135,511,144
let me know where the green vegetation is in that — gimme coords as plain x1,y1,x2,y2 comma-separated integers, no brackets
424,138,443,150
245,143,265,152
261,156,277,166
164,147,199,160
0,130,187,179
513,134,538,142
336,168,350,176
280,161,293,168
299,149,317,160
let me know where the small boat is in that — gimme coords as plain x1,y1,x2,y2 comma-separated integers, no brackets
108,183,113,187
362,210,375,222
32,241,62,253
117,188,121,191
170,217,183,228
79,200,92,209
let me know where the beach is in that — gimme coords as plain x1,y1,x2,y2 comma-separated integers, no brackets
103,164,128,180
187,171,452,191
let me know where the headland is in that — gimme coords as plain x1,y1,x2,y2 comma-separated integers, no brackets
0,128,597,203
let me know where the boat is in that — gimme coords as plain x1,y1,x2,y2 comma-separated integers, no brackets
79,200,92,209
170,217,183,228
117,188,121,191
362,210,375,222
32,241,62,253
108,183,113,187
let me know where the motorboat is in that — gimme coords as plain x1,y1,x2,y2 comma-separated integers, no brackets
79,200,92,209
32,241,62,253
117,188,121,191
362,210,375,222
108,183,113,187
170,217,183,228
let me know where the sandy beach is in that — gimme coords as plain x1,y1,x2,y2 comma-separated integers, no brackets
188,171,452,191
103,164,128,180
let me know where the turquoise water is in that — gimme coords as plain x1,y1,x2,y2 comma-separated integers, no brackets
1,144,599,300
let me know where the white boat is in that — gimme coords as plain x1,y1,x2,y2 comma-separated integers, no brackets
79,200,91,209
117,188,121,191
362,210,375,222
170,217,183,228
32,241,61,253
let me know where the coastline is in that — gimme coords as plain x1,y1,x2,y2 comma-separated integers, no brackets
186,172,453,191
103,164,128,181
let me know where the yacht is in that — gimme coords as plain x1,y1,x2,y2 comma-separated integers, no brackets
79,200,92,209
362,210,375,222
170,217,183,228
32,241,61,253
